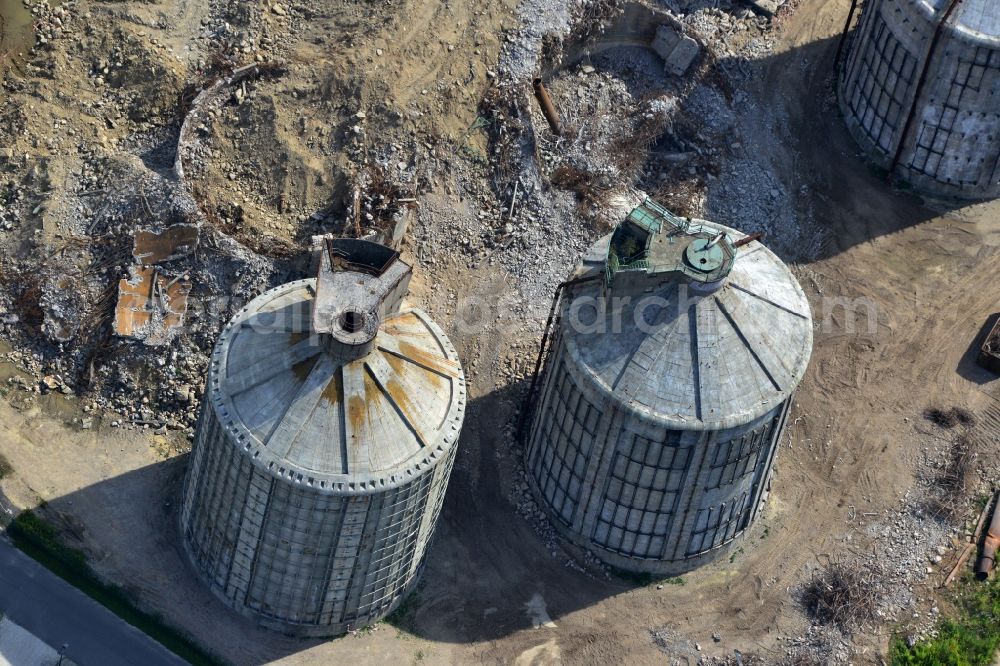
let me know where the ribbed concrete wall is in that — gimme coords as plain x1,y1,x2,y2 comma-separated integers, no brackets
839,0,1000,199
526,321,791,574
181,410,456,635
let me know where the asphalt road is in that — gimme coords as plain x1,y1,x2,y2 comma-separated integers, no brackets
0,537,187,666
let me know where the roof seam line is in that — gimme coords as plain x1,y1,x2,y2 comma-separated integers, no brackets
610,302,653,392
337,364,349,475
729,282,810,320
265,355,332,457
377,345,456,379
224,338,322,395
364,361,427,449
714,296,783,393
689,301,702,420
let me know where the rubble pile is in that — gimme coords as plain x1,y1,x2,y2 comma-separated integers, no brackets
24,0,71,47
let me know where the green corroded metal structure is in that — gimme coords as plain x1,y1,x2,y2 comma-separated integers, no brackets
605,199,735,288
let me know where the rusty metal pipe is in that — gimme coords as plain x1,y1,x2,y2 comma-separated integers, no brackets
977,497,1000,580
945,495,996,587
532,78,561,136
734,232,765,248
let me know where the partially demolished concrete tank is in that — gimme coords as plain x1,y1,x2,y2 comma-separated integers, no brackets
180,239,465,636
525,199,813,574
839,0,1000,199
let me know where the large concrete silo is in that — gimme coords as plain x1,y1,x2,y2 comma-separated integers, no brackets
180,238,465,636
525,199,813,575
839,0,1000,199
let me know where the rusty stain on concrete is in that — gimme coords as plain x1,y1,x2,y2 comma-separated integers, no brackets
113,266,190,344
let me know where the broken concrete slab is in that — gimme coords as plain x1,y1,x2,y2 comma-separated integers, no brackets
652,24,700,77
41,274,83,343
132,224,200,265
113,266,191,345
749,0,780,14
739,0,783,16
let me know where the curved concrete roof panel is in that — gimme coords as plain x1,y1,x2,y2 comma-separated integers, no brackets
210,280,466,492
921,0,1000,39
562,219,813,430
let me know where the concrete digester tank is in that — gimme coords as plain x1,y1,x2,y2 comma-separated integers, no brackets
524,198,813,574
180,238,465,636
839,0,1000,199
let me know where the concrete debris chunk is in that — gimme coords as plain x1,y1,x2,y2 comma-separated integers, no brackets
113,266,191,345
652,24,700,77
750,0,782,14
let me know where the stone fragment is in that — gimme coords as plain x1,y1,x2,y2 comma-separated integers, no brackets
651,25,700,77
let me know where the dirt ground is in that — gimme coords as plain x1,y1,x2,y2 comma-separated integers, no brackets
1,0,999,664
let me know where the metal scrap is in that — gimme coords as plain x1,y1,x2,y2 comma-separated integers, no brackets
113,266,191,345
132,224,200,265
943,495,995,587
532,78,562,136
977,493,1000,580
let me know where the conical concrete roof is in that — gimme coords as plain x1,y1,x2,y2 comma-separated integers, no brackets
922,0,1000,39
560,206,812,430
208,279,466,493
